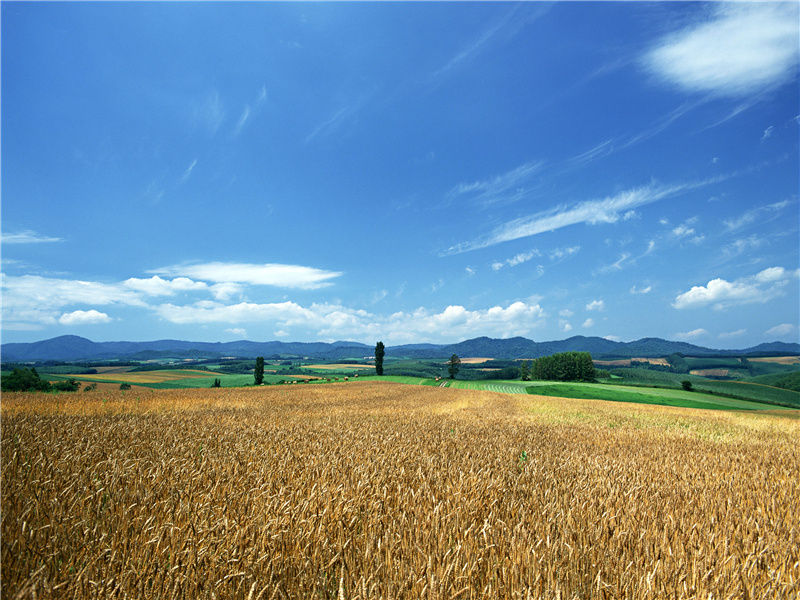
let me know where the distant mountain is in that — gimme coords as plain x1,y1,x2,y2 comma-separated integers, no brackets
2,334,798,363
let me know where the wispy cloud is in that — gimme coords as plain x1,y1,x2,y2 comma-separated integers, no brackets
723,200,790,231
234,106,251,135
225,327,247,338
151,262,343,290
598,253,632,274
233,84,268,136
761,125,775,141
675,328,708,340
430,4,546,81
718,329,746,339
180,159,198,183
644,3,799,97
305,94,371,144
673,266,797,310
444,181,696,255
630,285,652,295
2,230,63,244
765,323,795,338
491,249,540,271
447,160,544,207
582,318,594,329
193,90,226,134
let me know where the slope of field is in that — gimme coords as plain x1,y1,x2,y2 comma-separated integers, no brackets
302,363,374,370
609,367,800,408
749,355,800,364
525,382,777,411
58,369,221,384
2,384,797,599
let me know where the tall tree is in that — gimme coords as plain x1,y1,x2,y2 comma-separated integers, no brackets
254,356,265,385
520,360,530,381
374,341,385,375
448,354,461,379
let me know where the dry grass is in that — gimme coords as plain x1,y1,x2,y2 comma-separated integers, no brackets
689,368,730,377
445,358,492,364
3,383,799,599
749,356,800,365
593,358,670,367
303,364,375,370
59,369,221,384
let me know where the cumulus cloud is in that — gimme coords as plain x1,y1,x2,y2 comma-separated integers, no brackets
225,328,247,337
559,308,574,318
559,320,573,333
151,262,342,289
765,323,795,338
676,328,708,340
153,299,547,344
673,266,797,310
585,300,605,312
644,3,800,97
58,309,112,326
582,318,594,328
123,276,207,296
630,285,652,295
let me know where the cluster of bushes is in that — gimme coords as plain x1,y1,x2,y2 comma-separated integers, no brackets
530,352,595,382
1,368,80,392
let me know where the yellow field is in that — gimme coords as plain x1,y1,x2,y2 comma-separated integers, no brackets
749,355,800,364
61,369,221,384
690,368,729,377
2,383,798,599
594,357,670,367
303,363,375,370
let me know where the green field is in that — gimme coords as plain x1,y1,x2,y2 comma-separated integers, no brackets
524,382,781,411
609,368,800,408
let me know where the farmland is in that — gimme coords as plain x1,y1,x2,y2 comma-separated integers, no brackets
2,382,798,599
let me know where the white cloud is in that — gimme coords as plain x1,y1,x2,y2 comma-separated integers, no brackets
225,328,247,338
673,266,797,310
630,285,652,295
2,274,145,311
445,182,698,254
723,200,790,231
448,160,544,207
719,329,746,339
234,106,251,135
58,309,112,326
598,252,632,274
180,159,198,183
603,335,621,342
723,235,764,257
672,224,696,238
371,289,388,304
465,266,476,276
559,320,573,333
2,230,63,244
582,318,594,328
491,249,540,270
548,246,581,260
274,330,289,338
761,125,775,141
585,300,605,312
644,3,799,97
559,308,574,318
153,299,547,344
765,323,795,338
123,276,207,296
152,262,342,289
193,90,226,134
209,282,244,301
676,328,708,340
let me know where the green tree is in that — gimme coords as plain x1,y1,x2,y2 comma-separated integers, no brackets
681,380,693,392
448,354,461,379
520,360,530,381
1,367,51,392
375,341,385,376
254,356,265,385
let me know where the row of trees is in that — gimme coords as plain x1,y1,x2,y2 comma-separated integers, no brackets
0,368,81,392
528,351,596,382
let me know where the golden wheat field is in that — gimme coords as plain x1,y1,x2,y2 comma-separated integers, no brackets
2,382,799,599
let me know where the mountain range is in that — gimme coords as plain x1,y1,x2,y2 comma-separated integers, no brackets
2,335,798,362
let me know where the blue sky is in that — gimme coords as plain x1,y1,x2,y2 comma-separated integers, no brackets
2,2,798,347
